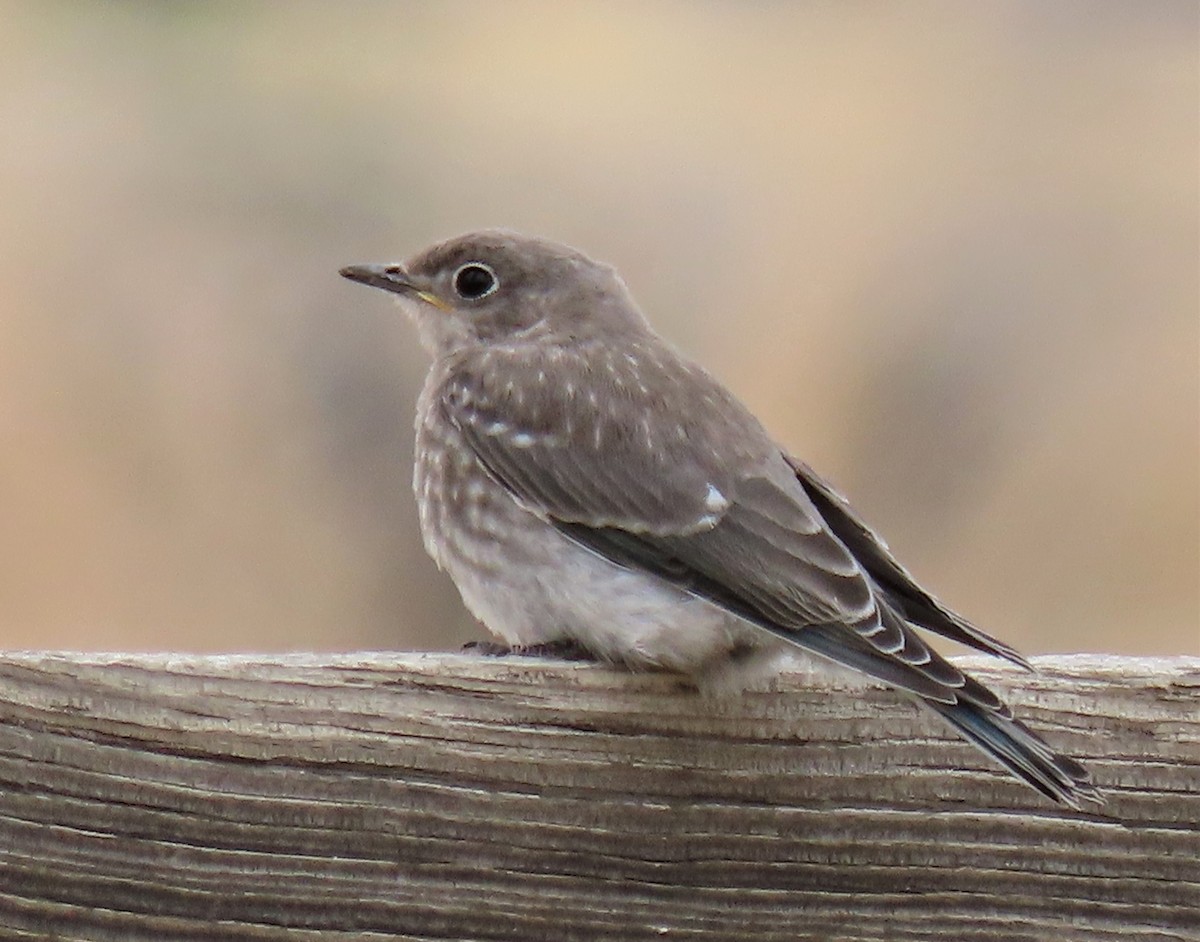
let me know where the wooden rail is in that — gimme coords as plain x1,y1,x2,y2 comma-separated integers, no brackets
0,652,1196,941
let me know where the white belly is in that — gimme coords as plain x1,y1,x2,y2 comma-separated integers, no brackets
447,516,751,672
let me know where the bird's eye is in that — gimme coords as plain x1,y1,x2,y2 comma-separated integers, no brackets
452,262,499,301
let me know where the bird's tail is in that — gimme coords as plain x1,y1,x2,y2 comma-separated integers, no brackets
788,621,1103,809
923,694,1102,809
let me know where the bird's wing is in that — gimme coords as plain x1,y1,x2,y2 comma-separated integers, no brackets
439,343,768,536
553,475,976,703
785,455,1032,669
440,346,969,700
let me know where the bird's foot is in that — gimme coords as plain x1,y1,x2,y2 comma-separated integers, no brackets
461,638,597,662
516,638,598,661
461,640,514,657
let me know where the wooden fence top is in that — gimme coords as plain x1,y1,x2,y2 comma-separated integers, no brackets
1,651,1197,941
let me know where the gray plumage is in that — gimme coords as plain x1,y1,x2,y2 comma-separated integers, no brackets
340,230,1101,809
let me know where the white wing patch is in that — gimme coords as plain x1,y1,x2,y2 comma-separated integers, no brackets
695,483,730,528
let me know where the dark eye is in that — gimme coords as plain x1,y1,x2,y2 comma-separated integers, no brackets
452,262,498,300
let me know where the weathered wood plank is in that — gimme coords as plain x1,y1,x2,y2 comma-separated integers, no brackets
0,652,1196,941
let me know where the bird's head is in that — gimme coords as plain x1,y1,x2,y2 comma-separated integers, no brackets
341,230,649,357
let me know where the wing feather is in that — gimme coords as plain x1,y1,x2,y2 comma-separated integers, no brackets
443,346,759,535
787,455,1032,669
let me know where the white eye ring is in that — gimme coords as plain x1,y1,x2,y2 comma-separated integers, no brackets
452,262,500,301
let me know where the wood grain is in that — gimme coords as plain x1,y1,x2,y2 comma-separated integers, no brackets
0,652,1196,941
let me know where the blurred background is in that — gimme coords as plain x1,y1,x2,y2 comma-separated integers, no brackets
0,1,1195,656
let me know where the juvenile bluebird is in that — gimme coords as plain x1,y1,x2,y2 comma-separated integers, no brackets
340,230,1101,808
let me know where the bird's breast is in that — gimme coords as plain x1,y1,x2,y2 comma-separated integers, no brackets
413,392,530,574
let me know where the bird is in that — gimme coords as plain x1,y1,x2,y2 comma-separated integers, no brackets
340,230,1101,809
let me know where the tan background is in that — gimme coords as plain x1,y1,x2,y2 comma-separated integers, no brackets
0,1,1195,656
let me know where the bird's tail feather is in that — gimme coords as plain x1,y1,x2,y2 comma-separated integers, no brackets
925,697,1102,809
778,622,1103,809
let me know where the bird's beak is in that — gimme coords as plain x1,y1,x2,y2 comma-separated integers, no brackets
339,263,451,311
